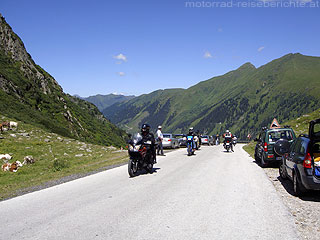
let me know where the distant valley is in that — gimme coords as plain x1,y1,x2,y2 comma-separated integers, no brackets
81,94,135,112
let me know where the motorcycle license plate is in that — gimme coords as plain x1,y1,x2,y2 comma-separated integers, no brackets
187,136,193,140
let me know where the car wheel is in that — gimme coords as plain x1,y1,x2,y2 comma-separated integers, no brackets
254,151,260,163
260,154,267,168
279,161,287,179
293,171,306,196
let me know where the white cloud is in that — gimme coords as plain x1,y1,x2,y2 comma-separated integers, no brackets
204,51,213,58
118,72,125,76
258,46,265,52
112,92,126,95
113,53,127,62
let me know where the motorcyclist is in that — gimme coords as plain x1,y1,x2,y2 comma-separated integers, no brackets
187,127,196,150
215,134,220,145
141,124,157,163
223,130,234,152
196,130,201,149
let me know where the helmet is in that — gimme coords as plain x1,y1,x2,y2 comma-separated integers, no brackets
189,127,194,134
158,125,162,129
141,124,150,134
226,130,230,133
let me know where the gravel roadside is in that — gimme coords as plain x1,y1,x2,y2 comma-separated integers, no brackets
262,164,320,240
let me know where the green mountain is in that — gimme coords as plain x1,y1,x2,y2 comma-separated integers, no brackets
0,14,127,146
82,94,135,112
103,53,320,139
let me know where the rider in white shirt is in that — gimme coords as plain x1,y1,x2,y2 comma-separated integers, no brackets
156,126,164,156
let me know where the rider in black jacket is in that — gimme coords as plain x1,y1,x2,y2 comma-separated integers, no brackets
141,124,157,163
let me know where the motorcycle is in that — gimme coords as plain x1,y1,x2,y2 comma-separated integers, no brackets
128,133,154,177
223,138,233,152
187,135,195,156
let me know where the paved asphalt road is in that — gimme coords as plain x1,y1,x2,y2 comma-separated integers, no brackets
0,145,299,240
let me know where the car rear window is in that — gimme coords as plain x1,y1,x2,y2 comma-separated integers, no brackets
163,134,171,138
267,130,294,143
202,135,209,138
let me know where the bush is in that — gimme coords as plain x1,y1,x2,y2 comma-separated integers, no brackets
53,159,69,171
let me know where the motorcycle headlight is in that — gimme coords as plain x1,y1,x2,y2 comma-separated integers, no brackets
129,144,141,152
135,145,141,151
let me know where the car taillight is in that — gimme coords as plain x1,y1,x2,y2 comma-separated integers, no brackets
168,139,171,141
264,142,268,152
303,151,312,169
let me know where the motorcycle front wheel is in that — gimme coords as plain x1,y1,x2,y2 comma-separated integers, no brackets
128,159,137,177
187,144,192,156
146,162,153,173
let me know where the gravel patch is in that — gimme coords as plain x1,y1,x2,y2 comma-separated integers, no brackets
256,160,320,240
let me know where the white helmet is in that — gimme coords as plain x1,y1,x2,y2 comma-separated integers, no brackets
158,125,162,129
226,130,230,133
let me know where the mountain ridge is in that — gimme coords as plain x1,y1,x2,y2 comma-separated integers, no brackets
104,53,320,139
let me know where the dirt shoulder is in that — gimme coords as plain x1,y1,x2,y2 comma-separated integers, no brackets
243,143,320,240
263,166,320,240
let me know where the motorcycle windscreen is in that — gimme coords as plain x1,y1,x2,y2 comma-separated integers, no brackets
132,133,143,144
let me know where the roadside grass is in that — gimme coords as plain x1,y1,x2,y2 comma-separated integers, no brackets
243,141,255,158
285,108,320,136
0,115,128,201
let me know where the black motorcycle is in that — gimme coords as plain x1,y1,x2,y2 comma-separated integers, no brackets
223,137,233,152
128,133,154,177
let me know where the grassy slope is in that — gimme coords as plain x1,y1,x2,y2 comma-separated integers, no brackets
0,114,128,201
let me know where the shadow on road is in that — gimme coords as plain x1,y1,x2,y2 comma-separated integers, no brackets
251,159,279,168
130,167,161,178
250,159,320,201
277,176,320,202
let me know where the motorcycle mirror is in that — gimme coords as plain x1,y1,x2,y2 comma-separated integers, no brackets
274,139,290,156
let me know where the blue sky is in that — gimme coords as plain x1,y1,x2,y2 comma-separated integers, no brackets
1,0,320,96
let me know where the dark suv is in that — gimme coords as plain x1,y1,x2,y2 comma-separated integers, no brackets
277,119,320,196
254,127,296,167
